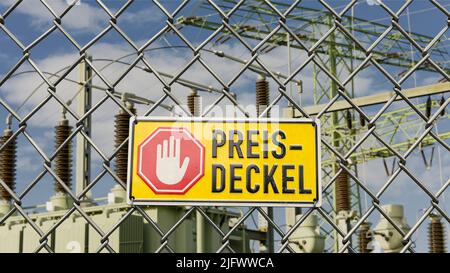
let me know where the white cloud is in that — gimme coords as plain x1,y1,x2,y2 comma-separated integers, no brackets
0,0,165,35
119,7,164,25
0,0,109,33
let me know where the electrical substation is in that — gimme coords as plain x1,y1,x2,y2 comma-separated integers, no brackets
0,0,448,253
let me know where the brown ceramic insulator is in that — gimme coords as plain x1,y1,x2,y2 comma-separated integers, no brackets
256,76,270,117
54,119,73,193
114,106,136,183
346,109,352,130
428,215,446,253
187,90,200,117
0,130,16,201
335,169,350,212
360,112,366,127
358,222,371,253
426,96,432,119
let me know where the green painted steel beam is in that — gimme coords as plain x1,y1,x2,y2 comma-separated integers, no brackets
177,1,450,74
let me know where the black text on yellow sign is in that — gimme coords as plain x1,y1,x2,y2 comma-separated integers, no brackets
127,117,321,207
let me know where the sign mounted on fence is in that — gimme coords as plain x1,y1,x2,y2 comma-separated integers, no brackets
127,117,321,207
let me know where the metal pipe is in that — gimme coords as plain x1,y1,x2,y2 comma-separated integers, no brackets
76,57,93,204
188,89,206,253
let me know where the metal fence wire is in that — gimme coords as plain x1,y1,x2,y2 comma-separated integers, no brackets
0,0,448,253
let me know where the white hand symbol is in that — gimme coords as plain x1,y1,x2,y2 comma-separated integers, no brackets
156,135,190,185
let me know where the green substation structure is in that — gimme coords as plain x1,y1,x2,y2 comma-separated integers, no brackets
0,203,259,253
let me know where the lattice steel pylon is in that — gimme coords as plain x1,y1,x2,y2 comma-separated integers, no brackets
176,0,450,252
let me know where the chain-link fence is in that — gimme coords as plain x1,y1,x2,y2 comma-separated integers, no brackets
0,0,448,253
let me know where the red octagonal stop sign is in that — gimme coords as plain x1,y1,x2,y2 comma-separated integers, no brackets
137,127,205,194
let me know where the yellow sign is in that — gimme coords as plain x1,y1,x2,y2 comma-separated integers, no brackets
127,117,321,207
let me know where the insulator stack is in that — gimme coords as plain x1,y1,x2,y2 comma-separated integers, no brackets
428,214,446,253
187,89,201,117
0,129,16,201
426,96,432,119
440,96,445,117
335,169,350,212
360,113,366,127
346,110,352,130
358,222,371,253
115,104,136,183
54,119,73,193
256,75,270,117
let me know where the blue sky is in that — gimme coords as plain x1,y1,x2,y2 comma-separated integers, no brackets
0,0,448,252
